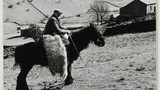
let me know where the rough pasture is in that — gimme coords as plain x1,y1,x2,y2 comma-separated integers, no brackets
3,31,156,90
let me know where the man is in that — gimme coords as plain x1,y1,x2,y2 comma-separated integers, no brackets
43,9,71,45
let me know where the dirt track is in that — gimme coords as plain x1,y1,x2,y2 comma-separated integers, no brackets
3,31,156,90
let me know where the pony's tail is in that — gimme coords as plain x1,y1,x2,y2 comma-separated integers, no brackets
12,47,20,70
15,46,20,65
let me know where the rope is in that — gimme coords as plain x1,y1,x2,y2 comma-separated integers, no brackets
26,0,49,18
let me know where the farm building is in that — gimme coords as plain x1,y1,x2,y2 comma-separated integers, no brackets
116,0,156,22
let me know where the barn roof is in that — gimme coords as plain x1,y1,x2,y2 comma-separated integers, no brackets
140,0,156,4
120,0,156,7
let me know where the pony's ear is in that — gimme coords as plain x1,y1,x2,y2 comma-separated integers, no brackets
90,23,94,26
90,22,97,28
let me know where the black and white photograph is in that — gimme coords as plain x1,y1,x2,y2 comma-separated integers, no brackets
3,0,157,90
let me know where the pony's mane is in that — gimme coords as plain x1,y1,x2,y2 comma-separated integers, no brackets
70,25,89,34
69,24,96,51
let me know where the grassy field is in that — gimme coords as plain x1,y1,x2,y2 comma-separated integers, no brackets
3,31,156,90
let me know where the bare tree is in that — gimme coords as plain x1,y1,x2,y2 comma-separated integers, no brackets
88,0,110,24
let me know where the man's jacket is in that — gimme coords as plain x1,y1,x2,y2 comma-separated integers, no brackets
43,16,66,35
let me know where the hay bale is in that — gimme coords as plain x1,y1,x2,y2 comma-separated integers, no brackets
42,35,68,80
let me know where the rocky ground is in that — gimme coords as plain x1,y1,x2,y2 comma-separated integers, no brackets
3,31,156,90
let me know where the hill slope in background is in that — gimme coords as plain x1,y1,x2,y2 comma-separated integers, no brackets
3,0,156,24
3,0,125,24
3,0,92,24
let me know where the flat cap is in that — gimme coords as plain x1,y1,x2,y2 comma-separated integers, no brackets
54,9,62,14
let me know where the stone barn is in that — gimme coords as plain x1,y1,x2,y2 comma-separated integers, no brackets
116,0,156,22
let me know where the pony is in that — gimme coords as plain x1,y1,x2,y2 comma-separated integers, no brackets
14,23,105,90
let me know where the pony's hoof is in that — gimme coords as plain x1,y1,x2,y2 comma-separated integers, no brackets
65,79,74,85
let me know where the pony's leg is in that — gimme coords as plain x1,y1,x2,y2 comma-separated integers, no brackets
65,61,74,85
16,65,33,90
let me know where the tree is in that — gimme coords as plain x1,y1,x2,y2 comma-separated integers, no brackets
88,0,110,24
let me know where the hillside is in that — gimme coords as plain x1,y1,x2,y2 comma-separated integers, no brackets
3,31,156,90
3,0,156,24
3,0,129,24
3,0,93,24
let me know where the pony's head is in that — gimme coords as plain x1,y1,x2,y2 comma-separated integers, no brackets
89,23,105,47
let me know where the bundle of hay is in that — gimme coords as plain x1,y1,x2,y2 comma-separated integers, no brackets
42,35,68,81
